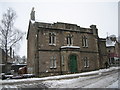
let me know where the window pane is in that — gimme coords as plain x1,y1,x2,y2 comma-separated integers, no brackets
54,56,57,68
50,56,53,68
85,37,88,47
87,60,89,67
66,37,69,45
70,37,72,45
52,35,55,44
49,33,52,44
84,59,86,67
62,56,64,65
84,57,89,67
50,59,53,68
82,36,85,47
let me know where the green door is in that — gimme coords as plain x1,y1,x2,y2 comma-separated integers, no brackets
69,55,78,73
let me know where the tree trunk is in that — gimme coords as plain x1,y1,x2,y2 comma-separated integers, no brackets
5,43,8,73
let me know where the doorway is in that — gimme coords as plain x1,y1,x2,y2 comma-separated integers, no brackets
69,55,78,73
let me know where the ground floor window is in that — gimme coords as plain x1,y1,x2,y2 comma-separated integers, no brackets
50,56,57,69
83,57,89,68
109,57,115,65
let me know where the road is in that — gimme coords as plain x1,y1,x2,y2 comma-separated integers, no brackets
43,70,119,88
1,68,119,89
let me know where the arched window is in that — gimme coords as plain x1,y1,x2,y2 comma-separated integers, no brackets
50,56,57,69
83,57,89,68
66,34,73,46
49,32,56,45
82,36,88,48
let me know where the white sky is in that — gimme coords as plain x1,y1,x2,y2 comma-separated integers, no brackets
0,0,119,57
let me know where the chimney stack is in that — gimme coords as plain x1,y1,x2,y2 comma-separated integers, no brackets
90,25,98,36
30,7,35,21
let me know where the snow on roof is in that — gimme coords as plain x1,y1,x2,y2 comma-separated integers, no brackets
109,35,116,38
30,20,35,24
61,46,80,49
106,38,116,47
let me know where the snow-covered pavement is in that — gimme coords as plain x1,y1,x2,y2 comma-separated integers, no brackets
1,67,120,89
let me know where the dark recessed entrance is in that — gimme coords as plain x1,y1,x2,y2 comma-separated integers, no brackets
69,55,78,73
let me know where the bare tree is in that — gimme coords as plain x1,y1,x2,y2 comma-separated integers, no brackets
0,8,25,64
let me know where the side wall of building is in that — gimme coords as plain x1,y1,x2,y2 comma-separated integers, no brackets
27,22,37,74
99,39,108,69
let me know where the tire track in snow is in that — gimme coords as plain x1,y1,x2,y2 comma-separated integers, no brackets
82,72,118,88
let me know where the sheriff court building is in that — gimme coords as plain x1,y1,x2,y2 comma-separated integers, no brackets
27,8,108,76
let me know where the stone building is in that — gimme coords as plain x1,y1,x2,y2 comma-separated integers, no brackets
0,48,14,73
27,8,107,76
98,38,108,68
0,48,5,73
106,35,120,66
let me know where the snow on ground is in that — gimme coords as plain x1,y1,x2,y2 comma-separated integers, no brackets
40,67,120,88
83,72,118,88
1,66,120,88
107,80,119,88
42,75,99,88
2,66,119,84
42,70,119,88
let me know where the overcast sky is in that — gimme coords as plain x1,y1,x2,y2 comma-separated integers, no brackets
0,0,119,57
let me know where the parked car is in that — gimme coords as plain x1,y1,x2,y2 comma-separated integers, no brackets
0,73,14,80
5,75,13,79
0,73,6,80
10,75,23,79
0,73,35,80
22,74,35,78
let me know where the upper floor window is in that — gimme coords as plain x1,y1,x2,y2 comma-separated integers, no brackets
50,56,57,69
66,34,73,46
82,36,88,48
49,32,56,46
83,57,89,68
